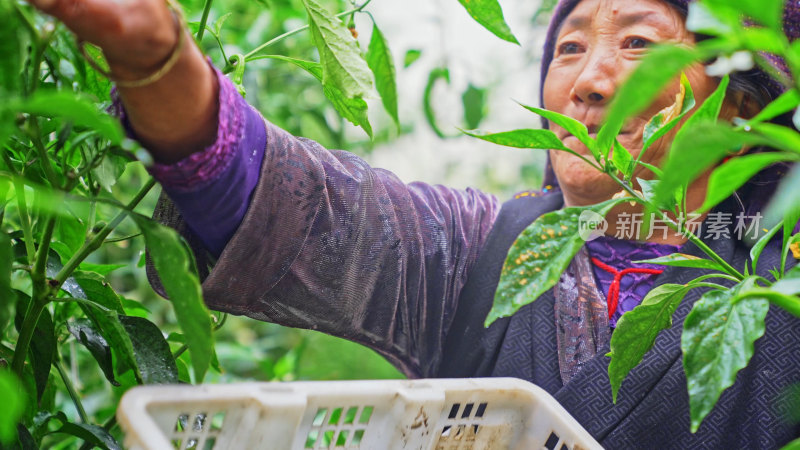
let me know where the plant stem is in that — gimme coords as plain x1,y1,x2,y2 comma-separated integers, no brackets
734,289,800,318
11,213,57,378
28,35,48,95
609,173,745,280
33,216,57,279
55,178,156,285
102,415,117,432
104,232,142,243
14,178,36,265
690,273,740,284
10,297,47,376
28,120,60,188
173,344,188,359
195,0,214,42
244,0,373,60
55,358,89,423
1,152,18,176
688,282,728,290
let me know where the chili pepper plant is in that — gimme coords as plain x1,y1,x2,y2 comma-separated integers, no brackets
468,0,800,438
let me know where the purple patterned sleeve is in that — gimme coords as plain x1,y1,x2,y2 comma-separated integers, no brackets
111,65,265,256
136,65,501,376
180,120,501,377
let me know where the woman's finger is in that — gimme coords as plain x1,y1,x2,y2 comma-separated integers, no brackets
28,0,123,44
27,0,178,73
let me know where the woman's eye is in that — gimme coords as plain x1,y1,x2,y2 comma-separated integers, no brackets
624,37,651,49
558,42,583,55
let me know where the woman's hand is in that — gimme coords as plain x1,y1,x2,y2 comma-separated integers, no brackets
30,0,178,81
29,0,219,163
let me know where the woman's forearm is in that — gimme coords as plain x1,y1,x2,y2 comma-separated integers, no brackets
114,33,219,164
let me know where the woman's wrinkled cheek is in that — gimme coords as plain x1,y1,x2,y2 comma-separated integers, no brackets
550,150,616,202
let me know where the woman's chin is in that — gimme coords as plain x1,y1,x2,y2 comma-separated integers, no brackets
556,169,618,206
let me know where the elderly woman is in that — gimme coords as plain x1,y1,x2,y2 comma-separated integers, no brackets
33,0,800,446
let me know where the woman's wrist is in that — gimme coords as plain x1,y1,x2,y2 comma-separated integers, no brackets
104,0,185,84
116,38,220,163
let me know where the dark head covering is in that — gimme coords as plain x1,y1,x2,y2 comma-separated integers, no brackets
539,0,800,192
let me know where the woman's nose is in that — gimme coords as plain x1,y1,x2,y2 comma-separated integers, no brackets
569,50,617,106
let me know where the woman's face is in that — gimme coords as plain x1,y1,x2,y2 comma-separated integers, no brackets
543,0,733,206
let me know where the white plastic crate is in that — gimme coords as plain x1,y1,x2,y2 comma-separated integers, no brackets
117,378,602,450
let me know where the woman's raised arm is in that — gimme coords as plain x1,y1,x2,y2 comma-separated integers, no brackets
30,0,218,163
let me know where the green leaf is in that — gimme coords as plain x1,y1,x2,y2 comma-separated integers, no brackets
681,278,769,432
77,263,126,277
14,297,55,401
404,49,422,68
635,253,726,272
751,220,782,273
782,437,800,450
764,166,800,237
750,123,800,155
0,0,23,94
134,216,212,382
772,266,800,296
655,122,770,209
608,283,690,402
611,139,633,178
782,210,800,276
423,67,453,138
91,152,129,192
637,178,676,211
119,316,179,385
598,45,700,155
213,12,233,35
705,0,783,30
700,153,799,213
635,161,663,178
366,22,399,127
486,198,627,326
67,319,119,386
642,72,696,152
462,84,488,130
77,303,138,381
259,55,373,137
462,128,570,150
50,422,120,450
54,214,86,255
10,92,123,144
677,74,729,131
518,103,598,160
0,371,26,444
324,86,372,137
0,232,14,335
74,272,125,314
748,89,800,125
456,0,519,44
302,0,375,99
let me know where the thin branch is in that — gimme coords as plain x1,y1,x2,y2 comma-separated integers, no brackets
195,0,214,42
244,0,374,60
55,358,89,423
55,178,156,285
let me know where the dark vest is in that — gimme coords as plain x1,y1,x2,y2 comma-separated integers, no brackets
438,192,800,448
